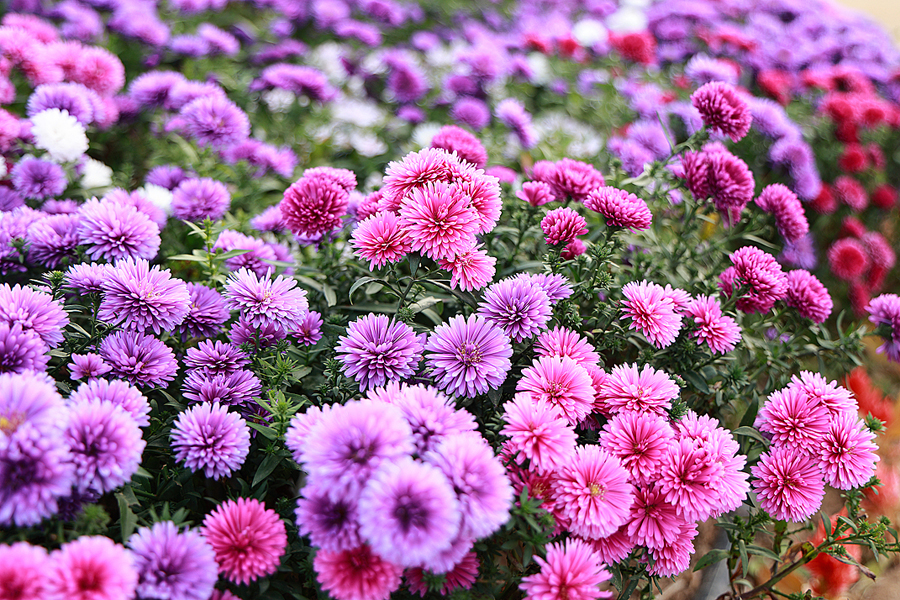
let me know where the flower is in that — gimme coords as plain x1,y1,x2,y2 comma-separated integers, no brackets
451,97,490,130
358,458,460,567
828,238,870,281
755,386,830,451
351,211,411,270
335,314,424,391
295,310,323,346
46,536,138,600
184,340,248,376
867,294,900,362
690,81,752,141
424,314,512,398
223,268,308,333
179,95,249,147
540,207,588,247
626,485,683,550
0,284,69,349
70,378,151,427
172,177,231,221
597,363,680,416
430,125,488,169
534,327,600,365
518,273,574,302
784,270,833,323
501,392,577,474
178,283,230,340
98,258,191,334
517,356,595,425
719,246,788,314
755,184,808,242
313,545,403,600
182,369,262,406
11,156,67,200
295,486,362,552
26,213,80,268
380,148,473,212
552,445,634,540
0,323,48,374
684,294,741,353
621,281,683,348
497,98,538,148
281,171,351,237
518,181,555,207
171,403,250,480
584,187,652,230
601,411,675,486
128,522,219,600
820,411,879,490
400,182,480,261
99,330,179,388
647,520,698,577
0,542,51,600
752,446,825,522
681,148,755,225
202,498,287,585
438,243,496,292
31,108,88,162
533,158,604,203
520,538,612,600
77,197,161,261
477,277,552,342
68,352,112,380
65,262,110,294
407,551,479,596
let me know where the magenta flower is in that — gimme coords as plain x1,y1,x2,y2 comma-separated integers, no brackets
431,125,488,169
534,327,600,366
399,181,480,261
647,519,698,577
518,273,574,302
380,147,475,212
281,170,352,237
438,243,496,292
752,446,825,522
820,411,879,490
590,526,636,566
520,538,611,600
584,187,652,230
719,246,788,314
516,356,595,425
621,280,683,348
598,363,680,416
182,369,262,406
518,181,555,207
533,158,604,203
541,207,588,247
755,184,808,242
26,213,80,268
784,270,833,323
657,438,725,522
601,411,675,485
351,211,411,270
788,371,857,417
827,238,870,281
46,536,138,600
0,542,51,600
171,403,250,480
313,545,403,600
684,294,741,354
98,258,191,334
626,485,682,550
425,314,512,398
755,386,830,452
681,148,754,226
335,314,424,391
866,294,900,362
501,392,577,474
295,310,324,346
690,81,752,141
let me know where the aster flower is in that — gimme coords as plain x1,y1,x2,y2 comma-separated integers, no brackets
438,243,496,292
77,197,161,261
589,526,636,566
621,281,683,348
552,445,634,540
820,411,879,490
541,207,588,247
202,497,287,585
45,536,138,600
430,125,488,169
172,177,231,222
407,551,479,596
755,386,830,451
534,327,600,365
451,97,490,130
26,213,80,268
784,270,833,323
211,230,277,277
0,323,48,374
313,545,403,600
425,433,513,540
31,108,88,163
0,283,69,347
27,83,96,125
501,392,577,474
99,258,191,334
533,158,604,203
70,378,151,428
656,437,722,522
684,295,741,354
647,520,698,577
295,486,363,552
146,164,188,190
600,411,675,485
681,148,755,225
68,352,112,381
178,282,230,340
182,369,262,406
229,316,287,349
11,157,67,200
171,403,250,480
184,340,249,376
518,181,555,207
0,542,51,599
788,371,858,417
379,148,473,212
65,262,110,294
477,277,552,343
335,314,424,391
627,485,683,551
517,356,595,425
179,95,249,148
281,171,351,237
752,446,826,522
497,98,538,149
425,314,512,398
867,294,900,362
129,522,218,600
351,211,411,270
223,268,308,333
691,81,752,141
755,184,808,243
828,238,870,281
99,330,178,388
584,187,652,230
518,273,573,302
400,182,480,261
520,538,611,600
292,310,323,346
719,246,788,314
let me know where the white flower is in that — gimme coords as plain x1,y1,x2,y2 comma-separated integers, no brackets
411,122,441,149
573,19,608,47
31,108,89,163
138,183,174,216
527,53,551,85
262,89,295,113
80,158,113,189
0,157,6,178
606,7,648,33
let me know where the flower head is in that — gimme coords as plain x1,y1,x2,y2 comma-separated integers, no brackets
719,246,788,314
68,352,112,381
77,197,161,261
430,125,488,169
99,330,178,388
501,392,577,474
179,95,249,147
784,270,833,323
752,446,825,522
400,182,480,261
99,258,191,334
46,536,138,600
335,314,424,391
351,211,411,270
171,403,250,480
70,378,150,427
541,207,588,247
202,498,287,585
11,156,67,200
0,542,51,600
295,486,362,552
755,184,808,242
178,283,230,340
0,323,48,374
828,238,870,281
223,268,308,333
867,294,900,362
520,538,612,600
755,386,830,451
533,158,604,203
601,411,675,486
478,277,552,343
128,522,218,600
691,82,752,141
598,363,680,416
621,281,683,348
584,187,652,230
534,327,600,366
438,243,496,292
172,177,231,222
820,411,879,490
0,283,69,348
517,356,595,425
425,314,512,398
684,294,741,353
31,108,88,162
313,545,403,600
281,170,352,237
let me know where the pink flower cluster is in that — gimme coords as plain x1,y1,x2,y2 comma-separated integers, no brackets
287,384,513,600
752,372,879,522
280,167,357,237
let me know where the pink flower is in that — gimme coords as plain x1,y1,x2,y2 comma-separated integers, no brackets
719,246,788,314
532,158,605,203
752,446,825,522
690,82,752,142
755,184,808,242
828,238,870,281
516,356,596,425
46,536,138,600
584,187,652,230
621,281,683,348
646,519,698,577
313,545,403,600
681,148,754,226
518,181,555,207
202,498,287,585
788,371,857,417
380,147,474,213
541,207,587,247
438,244,496,292
684,295,741,354
501,392,577,474
626,485,682,550
534,327,600,366
598,363,680,417
784,270,833,323
399,182,479,261
520,538,612,600
351,212,411,270
755,386,830,452
280,170,353,237
820,411,879,490
589,526,636,565
657,438,723,522
601,411,675,485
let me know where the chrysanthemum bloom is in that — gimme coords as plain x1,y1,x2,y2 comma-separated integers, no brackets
683,295,741,354
430,125,488,169
351,211,412,270
171,403,250,480
399,182,480,261
520,538,611,600
210,230,278,277
647,520,698,577
690,82,752,142
31,108,88,163
820,411,879,490
477,277,552,343
0,323,48,374
438,243,496,292
313,545,403,600
425,433,513,540
335,314,424,391
540,207,588,247
45,536,138,600
656,437,721,522
171,177,231,222
784,270,833,323
518,181,555,207
681,148,755,225
0,541,51,599
457,174,503,235
98,258,191,334
755,184,808,243
379,148,474,213
501,392,577,474
621,281,683,348
597,363,680,416
601,411,675,486
70,378,151,427
627,485,682,551
0,283,69,348
179,95,249,147
719,246,788,314
791,371,858,417
534,327,600,366
827,238,870,282
518,273,574,303
584,187,652,231
229,316,287,349
589,526,636,566
182,369,262,406
68,352,112,381
65,262,110,294
284,405,335,464
223,268,308,333
517,356,595,425
867,294,900,362
202,498,287,585
281,172,351,238
533,158,605,203
11,156,67,200
301,400,414,500
425,314,512,398
0,370,68,432
129,522,218,600
77,197,161,261
295,486,363,552
178,283,229,340
358,458,460,567
99,330,178,388
294,310,324,346
552,445,634,540
496,98,538,149
752,446,826,522
755,386,830,452
406,551,479,597
26,213,80,268
451,97,490,130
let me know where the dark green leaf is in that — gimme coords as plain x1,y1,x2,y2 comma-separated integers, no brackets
252,454,283,487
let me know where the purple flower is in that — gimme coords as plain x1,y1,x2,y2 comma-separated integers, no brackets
184,340,249,376
755,184,808,243
477,277,552,343
178,283,230,340
65,262,110,294
0,323,48,374
128,522,218,600
223,268,308,333
100,330,178,388
213,229,277,276
182,369,262,406
516,273,573,302
11,157,67,200
358,457,460,567
682,148,755,226
26,213,81,268
145,164,188,190
77,197,161,261
294,310,323,346
424,314,512,398
684,54,738,86
295,486,362,552
179,95,250,148
170,403,250,479
70,378,151,428
867,294,900,362
171,177,231,222
0,283,69,348
27,82,96,125
250,205,288,233
450,97,490,130
99,258,191,334
496,98,537,148
251,64,337,101
336,314,424,391
229,316,287,348
68,353,112,381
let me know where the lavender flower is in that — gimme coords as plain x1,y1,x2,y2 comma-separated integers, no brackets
477,277,552,342
0,283,69,348
99,258,191,334
77,198,161,261
128,522,219,600
178,283,230,340
179,95,250,148
170,403,250,479
171,177,231,222
335,314,424,390
100,330,178,388
223,268,308,333
0,323,48,374
425,315,512,398
11,157,67,200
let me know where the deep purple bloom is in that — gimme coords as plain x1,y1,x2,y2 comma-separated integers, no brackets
250,205,288,233
128,522,218,600
178,283,230,340
229,316,287,348
295,486,363,552
451,97,490,130
252,64,337,101
867,294,900,362
99,330,178,388
172,177,231,221
26,213,80,268
516,273,573,302
336,314,424,391
212,229,277,276
99,258,191,334
70,378,151,428
184,340,249,376
477,277,552,342
281,170,354,238
425,314,512,398
682,148,755,226
182,369,262,406
145,164,188,190
0,283,69,348
0,323,48,374
11,157,67,200
170,402,250,479
77,197,161,261
223,268,308,333
179,95,250,148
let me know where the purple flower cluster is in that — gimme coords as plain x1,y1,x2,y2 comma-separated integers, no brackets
336,314,424,391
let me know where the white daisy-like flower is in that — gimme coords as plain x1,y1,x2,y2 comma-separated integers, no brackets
31,108,89,163
138,183,174,216
80,158,113,189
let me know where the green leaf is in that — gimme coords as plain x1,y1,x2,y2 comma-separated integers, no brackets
746,544,781,561
348,277,378,303
733,426,767,445
116,493,138,542
682,370,709,394
248,422,278,440
322,283,337,307
693,548,729,572
738,540,749,577
408,296,440,314
252,454,283,488
168,253,208,262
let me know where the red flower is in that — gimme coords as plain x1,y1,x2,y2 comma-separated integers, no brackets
609,32,656,65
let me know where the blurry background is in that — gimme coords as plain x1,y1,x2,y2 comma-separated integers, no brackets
837,0,900,41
